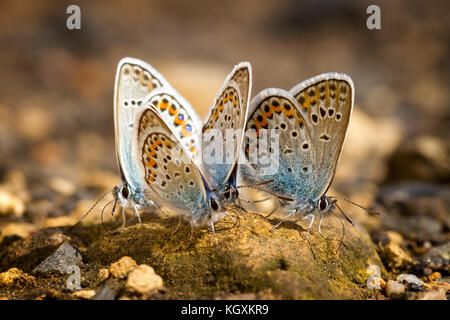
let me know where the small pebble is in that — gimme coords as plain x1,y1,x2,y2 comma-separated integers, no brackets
125,264,163,295
382,243,413,269
0,222,35,240
366,275,385,290
423,267,433,276
109,256,137,279
0,190,25,218
0,268,36,288
32,242,82,275
97,268,109,281
48,177,76,196
73,289,96,300
366,265,381,277
386,280,405,298
93,284,117,300
396,274,424,287
428,272,442,282
421,242,450,269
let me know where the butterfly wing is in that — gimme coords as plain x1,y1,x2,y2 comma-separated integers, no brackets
144,87,202,161
202,62,252,188
240,88,316,200
290,73,354,199
114,57,201,190
134,105,209,217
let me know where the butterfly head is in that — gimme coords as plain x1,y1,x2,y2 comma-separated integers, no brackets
189,192,226,228
316,195,337,217
219,184,240,208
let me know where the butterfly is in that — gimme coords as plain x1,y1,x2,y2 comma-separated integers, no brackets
113,57,252,231
239,73,355,233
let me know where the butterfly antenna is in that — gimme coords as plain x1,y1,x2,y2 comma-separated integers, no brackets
101,199,115,231
335,203,355,227
329,196,380,215
69,188,115,231
225,211,260,237
331,210,347,255
236,179,274,189
241,185,294,202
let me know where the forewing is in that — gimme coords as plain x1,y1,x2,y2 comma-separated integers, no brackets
114,57,201,187
135,106,208,216
145,88,202,161
202,62,252,187
240,89,315,199
290,73,354,199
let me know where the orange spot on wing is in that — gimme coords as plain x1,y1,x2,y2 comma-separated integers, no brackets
159,100,169,110
169,105,177,116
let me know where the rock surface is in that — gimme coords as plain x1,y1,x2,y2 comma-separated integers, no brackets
386,280,405,298
125,265,164,295
32,242,82,275
108,256,138,279
81,210,383,299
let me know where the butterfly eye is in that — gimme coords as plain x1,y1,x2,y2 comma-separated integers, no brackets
210,198,219,211
223,190,231,199
319,197,328,211
121,186,130,199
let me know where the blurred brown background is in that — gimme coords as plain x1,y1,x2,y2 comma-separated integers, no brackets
0,0,448,235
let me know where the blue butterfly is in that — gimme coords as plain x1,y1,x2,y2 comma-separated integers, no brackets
239,73,356,233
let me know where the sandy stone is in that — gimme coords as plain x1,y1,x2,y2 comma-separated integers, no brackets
386,280,405,298
86,209,385,299
419,282,450,300
380,243,414,270
48,177,76,196
0,189,25,218
428,272,442,282
72,289,96,300
0,268,36,288
366,275,385,290
0,222,35,240
97,268,109,281
125,264,163,295
109,256,137,279
366,265,381,277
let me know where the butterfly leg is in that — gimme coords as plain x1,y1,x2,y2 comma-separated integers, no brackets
303,214,315,235
210,221,218,245
318,215,324,235
187,227,194,249
172,215,182,234
133,205,142,224
121,207,127,228
270,209,296,232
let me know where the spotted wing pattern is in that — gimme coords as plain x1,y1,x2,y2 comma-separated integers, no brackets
202,62,251,188
290,73,354,198
240,73,353,202
114,57,202,189
146,88,201,160
240,89,314,199
135,106,208,216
